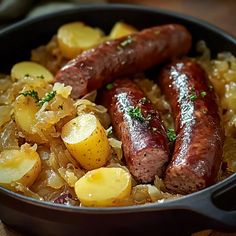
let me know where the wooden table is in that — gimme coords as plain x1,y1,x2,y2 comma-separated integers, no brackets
1,0,236,235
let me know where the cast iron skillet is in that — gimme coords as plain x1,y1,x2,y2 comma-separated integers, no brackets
0,4,236,236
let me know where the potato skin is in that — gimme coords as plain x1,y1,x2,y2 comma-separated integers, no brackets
61,113,111,170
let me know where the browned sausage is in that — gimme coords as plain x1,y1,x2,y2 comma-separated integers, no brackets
100,79,169,183
158,60,223,194
56,24,192,98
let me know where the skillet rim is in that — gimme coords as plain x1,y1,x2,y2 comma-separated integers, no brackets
0,3,236,213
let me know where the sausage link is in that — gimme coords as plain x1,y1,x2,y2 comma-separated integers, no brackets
56,24,192,98
158,60,223,194
100,79,169,183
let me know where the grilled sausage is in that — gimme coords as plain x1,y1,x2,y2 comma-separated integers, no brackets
56,24,192,98
100,79,169,183
158,60,223,194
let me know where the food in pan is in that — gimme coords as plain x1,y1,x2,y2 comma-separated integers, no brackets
0,21,235,207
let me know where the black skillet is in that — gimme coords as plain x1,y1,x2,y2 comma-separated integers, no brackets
0,4,236,236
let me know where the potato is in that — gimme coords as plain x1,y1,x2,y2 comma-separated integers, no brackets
57,22,104,59
11,61,54,83
14,94,41,142
61,113,111,170
109,22,137,39
0,144,41,189
74,167,131,206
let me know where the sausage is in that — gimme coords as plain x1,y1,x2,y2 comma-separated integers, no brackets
158,60,223,194
100,79,169,183
56,24,192,98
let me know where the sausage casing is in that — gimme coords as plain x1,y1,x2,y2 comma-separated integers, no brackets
158,60,223,194
100,79,169,183
56,24,192,98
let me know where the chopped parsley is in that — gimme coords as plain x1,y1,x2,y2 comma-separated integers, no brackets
120,36,133,47
127,106,145,122
38,91,56,107
19,90,56,107
24,74,30,78
20,90,40,103
117,36,133,50
167,128,177,142
189,88,197,101
200,91,207,97
107,126,113,136
106,83,113,90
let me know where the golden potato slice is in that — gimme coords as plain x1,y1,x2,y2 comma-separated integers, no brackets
75,167,132,206
61,113,110,170
57,22,104,59
14,94,42,143
109,22,137,39
0,144,41,189
11,61,54,83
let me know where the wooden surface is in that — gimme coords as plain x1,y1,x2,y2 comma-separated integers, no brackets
109,0,236,37
1,0,236,235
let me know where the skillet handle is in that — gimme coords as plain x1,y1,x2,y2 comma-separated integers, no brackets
179,174,236,230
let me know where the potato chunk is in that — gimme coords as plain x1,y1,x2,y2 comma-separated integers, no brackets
14,94,42,142
109,22,137,39
75,167,131,206
11,61,54,83
57,22,104,59
61,113,110,170
0,144,41,189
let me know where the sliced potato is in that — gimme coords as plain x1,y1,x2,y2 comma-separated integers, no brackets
109,22,137,39
0,144,41,189
61,113,110,170
57,22,104,59
11,61,54,83
14,94,41,142
74,167,131,206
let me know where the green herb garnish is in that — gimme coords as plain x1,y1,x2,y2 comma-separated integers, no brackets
189,88,197,101
107,126,113,136
38,91,56,107
120,36,132,47
106,83,113,90
127,106,145,122
167,128,177,142
20,90,40,103
200,91,207,97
